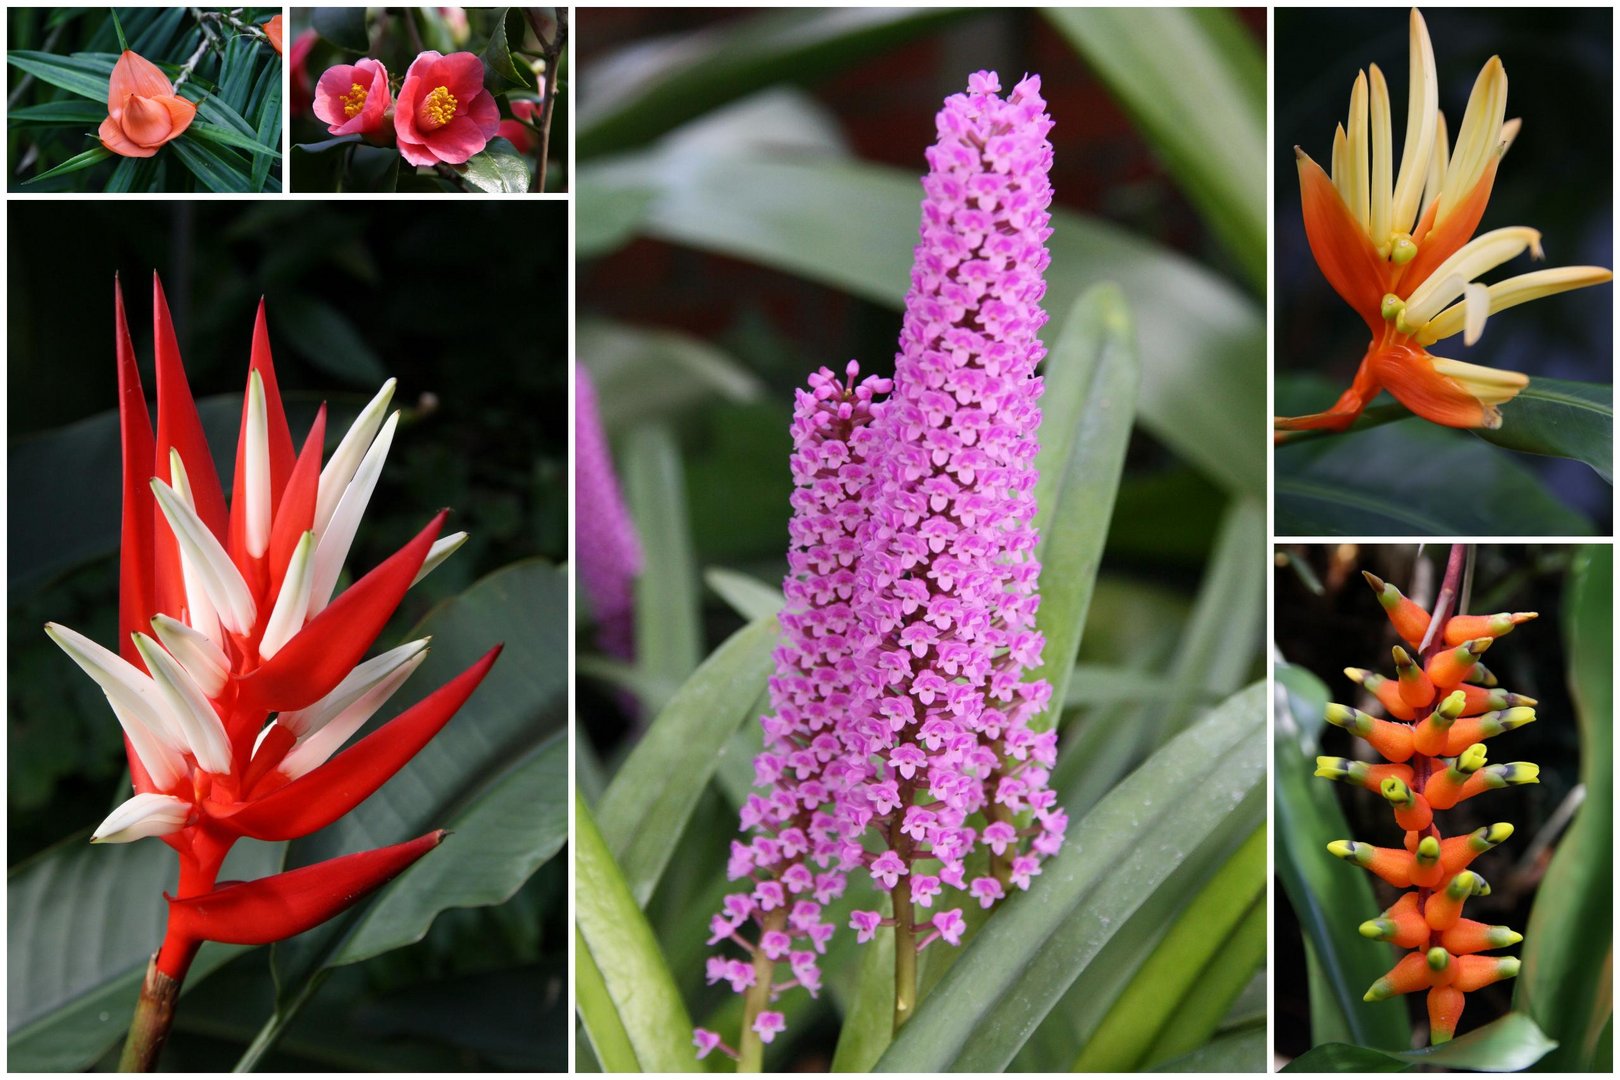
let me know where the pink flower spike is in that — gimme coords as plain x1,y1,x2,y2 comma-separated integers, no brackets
313,59,390,136
394,50,500,166
970,876,1005,909
692,1028,726,1060
752,1011,786,1044
849,910,883,943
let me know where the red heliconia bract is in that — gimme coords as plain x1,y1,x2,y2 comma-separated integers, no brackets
47,275,499,1065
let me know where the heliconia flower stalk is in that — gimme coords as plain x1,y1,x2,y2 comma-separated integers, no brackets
52,275,499,1071
574,362,642,661
1317,553,1535,1045
1276,8,1612,436
695,70,1064,1067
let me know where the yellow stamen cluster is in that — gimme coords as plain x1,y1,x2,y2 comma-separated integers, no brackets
342,82,367,119
421,85,458,128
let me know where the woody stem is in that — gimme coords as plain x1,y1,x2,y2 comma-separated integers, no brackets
1419,544,1470,660
736,907,786,1072
117,959,181,1072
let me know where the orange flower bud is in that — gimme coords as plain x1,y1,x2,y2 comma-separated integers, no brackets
1455,682,1537,717
1423,870,1487,930
1363,571,1432,646
1327,839,1414,889
1315,756,1413,794
1380,776,1433,831
1359,892,1428,949
1426,638,1491,690
1428,985,1465,1044
1412,690,1468,756
1323,702,1415,761
1345,667,1418,721
1364,950,1434,1001
1443,611,1536,646
1452,954,1520,993
1392,645,1435,707
1440,918,1522,955
1440,823,1514,876
1443,706,1536,756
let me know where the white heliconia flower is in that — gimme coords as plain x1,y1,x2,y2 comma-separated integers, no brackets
275,637,431,739
92,792,193,843
413,532,468,587
309,411,400,617
44,622,188,791
151,614,230,698
315,379,396,538
258,531,316,660
244,370,272,559
152,474,257,637
279,641,432,780
166,451,223,647
133,633,233,776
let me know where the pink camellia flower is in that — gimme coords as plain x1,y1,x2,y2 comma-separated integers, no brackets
289,29,317,118
394,50,499,166
313,58,391,137
497,98,542,155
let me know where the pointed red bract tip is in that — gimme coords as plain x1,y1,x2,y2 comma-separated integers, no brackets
1297,152,1389,334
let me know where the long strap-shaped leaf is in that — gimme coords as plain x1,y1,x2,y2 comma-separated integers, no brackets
873,681,1266,1071
595,613,778,907
575,793,700,1073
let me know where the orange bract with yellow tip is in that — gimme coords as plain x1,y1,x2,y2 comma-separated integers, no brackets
99,50,196,158
1278,9,1611,436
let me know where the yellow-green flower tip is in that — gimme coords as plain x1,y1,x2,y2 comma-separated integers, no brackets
1489,926,1524,948
1316,756,1356,782
1466,637,1494,658
1416,835,1441,862
1327,840,1363,864
1427,947,1450,971
1447,870,1485,899
1457,743,1489,774
1380,776,1414,806
1380,294,1405,322
1360,918,1394,941
1440,689,1468,717
1390,235,1418,265
1392,644,1416,668
1485,762,1540,788
1498,956,1521,980
1343,667,1371,686
1432,1028,1454,1045
1363,977,1396,1003
1479,822,1515,847
1499,707,1536,730
1324,703,1371,735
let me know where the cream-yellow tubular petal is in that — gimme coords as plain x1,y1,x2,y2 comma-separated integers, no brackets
1346,70,1371,232
1404,226,1542,325
1391,7,1439,234
1420,267,1615,345
1421,110,1450,225
1368,64,1394,246
1430,355,1529,407
1499,117,1521,155
1332,123,1349,206
244,370,271,559
1439,57,1507,222
1461,281,1490,346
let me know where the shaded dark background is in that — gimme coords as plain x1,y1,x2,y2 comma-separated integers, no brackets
6,200,567,1069
1274,544,1586,1056
1275,8,1614,524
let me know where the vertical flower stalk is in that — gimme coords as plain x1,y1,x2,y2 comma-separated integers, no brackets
574,362,642,661
849,69,1064,1031
695,70,1065,1066
48,276,498,1070
1318,548,1535,1043
696,362,890,1069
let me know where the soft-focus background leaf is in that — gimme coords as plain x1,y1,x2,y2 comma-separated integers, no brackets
1282,1012,1558,1073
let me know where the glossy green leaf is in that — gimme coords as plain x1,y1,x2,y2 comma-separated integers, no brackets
1273,662,1412,1050
580,321,766,432
829,894,896,1072
481,7,532,90
1476,378,1613,483
873,682,1265,1071
20,144,110,184
624,424,703,705
169,135,252,193
250,69,280,193
595,614,779,906
577,8,966,158
1046,8,1264,292
312,7,369,52
462,137,531,193
1150,1025,1266,1072
6,100,106,124
576,929,639,1072
578,185,657,257
185,121,280,159
6,50,110,101
576,794,701,1073
581,125,1263,496
251,560,568,1060
1284,1012,1558,1073
703,568,782,623
1276,417,1594,535
272,293,389,386
1515,545,1612,1070
1073,825,1265,1071
1028,284,1139,728
329,731,567,966
6,836,283,1070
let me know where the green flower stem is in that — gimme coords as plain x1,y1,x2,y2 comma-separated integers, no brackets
118,958,180,1072
737,907,787,1072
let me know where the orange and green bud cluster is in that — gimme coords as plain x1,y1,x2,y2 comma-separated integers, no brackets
1317,572,1538,1044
